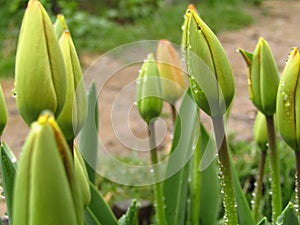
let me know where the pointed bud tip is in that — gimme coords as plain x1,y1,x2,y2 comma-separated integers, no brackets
37,111,55,125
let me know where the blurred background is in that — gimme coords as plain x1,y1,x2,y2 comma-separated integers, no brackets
0,0,259,79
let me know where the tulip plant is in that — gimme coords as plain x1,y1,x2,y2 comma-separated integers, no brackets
2,1,300,225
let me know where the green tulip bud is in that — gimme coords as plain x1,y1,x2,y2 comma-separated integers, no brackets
12,112,84,225
53,14,69,39
276,48,300,151
156,39,186,103
239,38,279,116
0,83,7,136
182,8,235,117
15,0,66,125
136,53,162,124
254,111,268,151
74,144,91,206
57,31,87,140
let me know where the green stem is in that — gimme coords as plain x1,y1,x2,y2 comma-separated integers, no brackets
253,150,267,221
295,151,300,219
265,115,282,223
192,128,201,225
212,116,238,225
148,122,167,225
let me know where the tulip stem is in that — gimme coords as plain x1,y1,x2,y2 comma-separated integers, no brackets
192,128,201,225
295,151,300,219
253,150,267,221
265,115,282,223
212,116,238,225
148,122,167,225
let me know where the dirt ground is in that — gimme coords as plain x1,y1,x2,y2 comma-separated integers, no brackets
1,0,300,216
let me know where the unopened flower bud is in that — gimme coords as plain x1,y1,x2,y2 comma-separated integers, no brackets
239,38,279,116
12,112,84,225
136,53,162,123
57,31,87,140
183,8,235,117
156,39,186,103
277,48,300,151
254,112,268,151
15,0,66,125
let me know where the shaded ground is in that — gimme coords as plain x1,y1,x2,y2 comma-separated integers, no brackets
1,0,300,216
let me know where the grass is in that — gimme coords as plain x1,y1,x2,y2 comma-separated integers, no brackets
0,1,253,79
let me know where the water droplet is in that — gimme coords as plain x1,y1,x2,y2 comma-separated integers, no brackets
266,143,270,148
150,168,154,174
11,89,17,98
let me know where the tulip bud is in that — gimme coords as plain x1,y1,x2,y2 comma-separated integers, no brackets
276,48,300,151
156,39,186,103
239,38,279,116
0,83,7,136
53,14,69,39
74,144,91,206
57,31,87,140
183,8,235,117
15,0,66,125
136,53,162,123
12,112,84,225
254,111,268,151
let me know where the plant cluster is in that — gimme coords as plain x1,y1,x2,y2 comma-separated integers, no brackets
0,1,299,225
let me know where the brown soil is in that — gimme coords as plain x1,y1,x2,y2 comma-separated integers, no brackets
1,0,300,216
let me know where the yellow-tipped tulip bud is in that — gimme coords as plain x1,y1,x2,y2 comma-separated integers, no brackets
277,48,300,151
136,53,162,123
0,83,7,136
254,111,268,151
53,14,69,39
239,38,279,116
12,112,84,225
74,145,91,206
15,0,66,125
156,39,186,103
57,31,87,140
183,8,235,117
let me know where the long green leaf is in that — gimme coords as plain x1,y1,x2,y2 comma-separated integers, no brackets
118,199,138,225
276,202,299,225
257,217,268,225
163,89,198,225
84,207,102,225
0,143,17,220
230,152,256,225
79,82,99,184
198,124,221,225
88,181,118,225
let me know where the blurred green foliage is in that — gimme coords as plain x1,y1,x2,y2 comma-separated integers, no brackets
229,134,296,222
0,0,254,78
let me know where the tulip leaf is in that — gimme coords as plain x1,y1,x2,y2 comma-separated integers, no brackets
0,143,17,220
84,207,102,225
118,199,139,225
257,217,268,225
276,202,300,225
79,82,99,184
163,89,198,225
87,181,118,225
198,124,221,225
230,152,256,225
